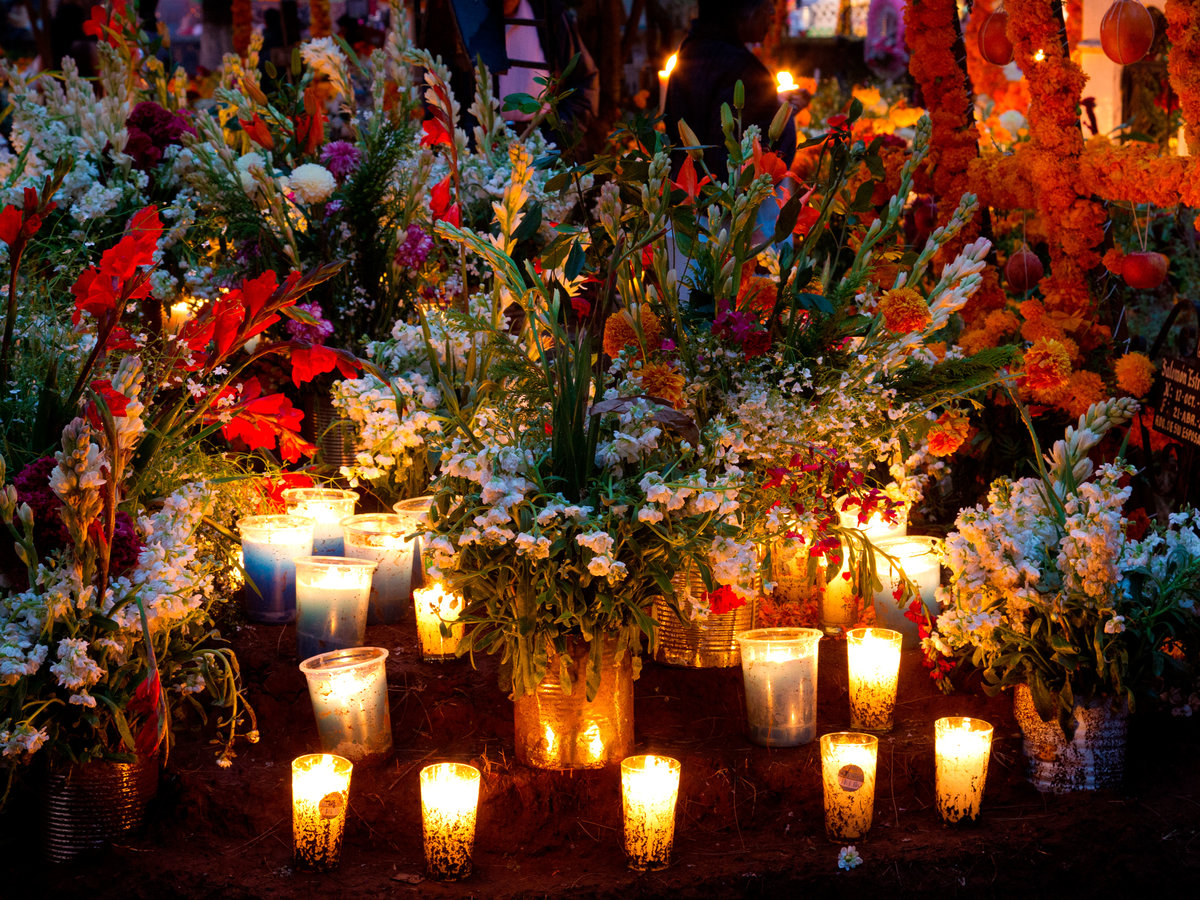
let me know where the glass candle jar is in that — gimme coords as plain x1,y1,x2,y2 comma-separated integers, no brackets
238,515,315,624
295,556,377,660
871,536,943,649
820,732,878,841
820,500,910,635
935,717,994,824
621,754,681,871
299,647,393,765
735,628,823,747
420,762,481,881
292,753,353,872
342,512,423,624
283,488,359,555
846,627,903,732
412,581,465,661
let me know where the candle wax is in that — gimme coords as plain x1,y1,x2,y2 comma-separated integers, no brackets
742,653,817,746
296,569,372,660
242,534,312,624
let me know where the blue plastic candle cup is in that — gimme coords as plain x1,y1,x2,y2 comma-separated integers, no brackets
295,556,378,659
283,488,359,556
238,514,315,624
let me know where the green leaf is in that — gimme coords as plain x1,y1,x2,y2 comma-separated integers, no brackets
564,241,587,281
503,92,542,115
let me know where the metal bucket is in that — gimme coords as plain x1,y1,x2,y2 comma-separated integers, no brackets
43,754,160,862
312,395,360,470
652,566,758,668
513,636,634,770
1012,684,1127,793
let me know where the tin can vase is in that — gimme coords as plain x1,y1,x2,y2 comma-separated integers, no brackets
513,636,634,770
1012,683,1127,793
651,565,758,668
42,754,160,863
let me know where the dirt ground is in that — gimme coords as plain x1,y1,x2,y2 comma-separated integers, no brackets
6,619,1200,898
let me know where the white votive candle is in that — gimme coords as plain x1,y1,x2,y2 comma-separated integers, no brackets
935,717,993,824
846,627,903,732
621,754,681,871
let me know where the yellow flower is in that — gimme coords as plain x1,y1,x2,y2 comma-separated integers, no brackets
1114,351,1155,398
878,287,932,334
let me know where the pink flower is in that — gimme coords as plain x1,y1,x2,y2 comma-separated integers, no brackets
320,141,362,180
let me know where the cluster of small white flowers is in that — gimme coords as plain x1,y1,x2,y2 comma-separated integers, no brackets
49,637,103,699
300,38,355,101
0,721,49,758
332,371,442,484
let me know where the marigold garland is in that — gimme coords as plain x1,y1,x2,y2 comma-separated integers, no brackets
311,0,333,40
232,0,253,58
1166,0,1200,154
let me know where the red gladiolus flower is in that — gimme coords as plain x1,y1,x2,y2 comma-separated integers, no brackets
290,344,360,387
127,671,163,755
671,156,712,205
239,114,275,150
85,379,131,429
420,118,452,147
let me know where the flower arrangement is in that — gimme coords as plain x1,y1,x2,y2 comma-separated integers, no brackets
928,397,1200,726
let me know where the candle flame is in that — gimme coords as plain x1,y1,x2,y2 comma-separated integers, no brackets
1034,49,1045,62
658,53,677,79
776,70,797,92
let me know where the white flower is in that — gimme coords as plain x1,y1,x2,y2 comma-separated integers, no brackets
576,531,615,555
289,163,337,204
637,507,664,524
49,638,102,691
1104,615,1126,635
837,845,863,870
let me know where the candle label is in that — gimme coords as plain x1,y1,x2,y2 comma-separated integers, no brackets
838,764,865,792
319,792,345,818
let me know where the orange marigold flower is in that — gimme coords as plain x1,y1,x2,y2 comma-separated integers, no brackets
1102,247,1125,277
928,410,971,457
983,308,1021,338
1114,351,1155,398
636,362,687,409
1042,370,1107,419
602,307,662,359
1020,315,1066,344
1023,338,1072,392
878,286,932,334
737,275,779,319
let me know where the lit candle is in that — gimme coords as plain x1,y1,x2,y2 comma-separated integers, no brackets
846,627,903,732
412,581,465,661
820,732,878,841
299,647,393,765
872,536,943,649
292,753,353,872
295,556,377,660
735,627,823,747
420,762,481,881
342,501,429,624
776,70,797,94
283,487,358,555
237,515,315,624
820,500,910,634
935,717,994,824
166,299,194,334
620,754,681,871
657,52,677,115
